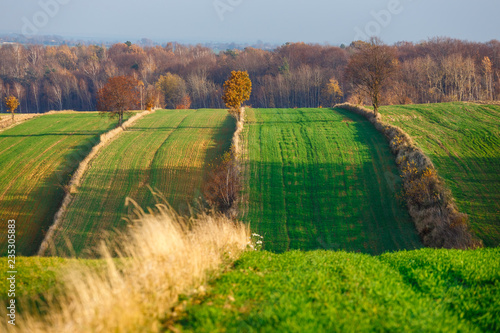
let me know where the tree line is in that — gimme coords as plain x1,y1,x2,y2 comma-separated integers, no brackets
0,37,498,113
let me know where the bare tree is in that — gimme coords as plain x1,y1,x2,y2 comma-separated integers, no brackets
13,82,24,113
345,38,398,114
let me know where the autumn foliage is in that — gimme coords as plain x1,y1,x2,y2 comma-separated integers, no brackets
345,39,398,113
4,95,19,121
0,40,498,113
222,71,252,118
175,95,192,109
97,76,140,126
323,78,343,106
156,73,188,109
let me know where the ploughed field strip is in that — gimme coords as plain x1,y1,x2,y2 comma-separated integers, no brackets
380,103,500,247
52,109,234,256
0,113,123,256
242,108,422,254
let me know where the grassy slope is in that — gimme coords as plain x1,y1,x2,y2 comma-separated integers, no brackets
52,109,234,256
4,249,498,331
176,248,500,332
0,257,105,313
0,113,123,256
242,108,421,254
379,103,500,247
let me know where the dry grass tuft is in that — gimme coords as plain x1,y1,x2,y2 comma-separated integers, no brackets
231,107,245,157
7,198,251,333
335,103,482,249
0,113,43,131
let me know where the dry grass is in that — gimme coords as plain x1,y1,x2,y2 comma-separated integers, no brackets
231,107,245,157
0,113,43,131
38,110,155,256
6,198,251,333
335,103,481,249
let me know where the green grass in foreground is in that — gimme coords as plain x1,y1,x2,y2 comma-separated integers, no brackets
0,112,125,256
176,248,500,332
53,109,234,257
242,108,421,254
379,103,500,247
2,249,498,331
0,257,105,314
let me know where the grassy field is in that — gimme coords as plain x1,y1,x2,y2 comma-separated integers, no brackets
379,103,500,247
241,108,421,254
176,248,499,332
5,248,498,331
0,113,124,256
51,109,235,256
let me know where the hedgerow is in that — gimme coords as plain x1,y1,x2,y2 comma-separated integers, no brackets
335,103,481,249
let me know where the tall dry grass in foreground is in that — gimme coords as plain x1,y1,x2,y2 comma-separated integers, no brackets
7,200,250,333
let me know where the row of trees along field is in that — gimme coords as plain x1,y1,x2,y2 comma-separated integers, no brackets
0,37,499,113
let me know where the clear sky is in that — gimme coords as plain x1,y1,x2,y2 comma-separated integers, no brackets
0,0,498,44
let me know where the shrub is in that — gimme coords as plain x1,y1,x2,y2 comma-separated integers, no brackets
203,149,240,216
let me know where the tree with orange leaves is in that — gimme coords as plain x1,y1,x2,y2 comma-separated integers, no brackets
222,71,252,120
97,76,140,126
4,96,20,122
175,95,192,109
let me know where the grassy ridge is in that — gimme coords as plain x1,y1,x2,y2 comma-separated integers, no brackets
177,248,499,332
52,109,234,256
242,108,421,254
3,249,498,331
0,113,123,256
379,103,500,247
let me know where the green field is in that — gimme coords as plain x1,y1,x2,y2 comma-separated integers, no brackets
241,108,421,254
1,105,498,332
4,248,498,331
176,248,500,332
0,113,123,256
51,109,235,256
379,103,500,247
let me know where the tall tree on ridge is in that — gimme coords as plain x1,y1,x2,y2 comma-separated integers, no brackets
345,38,398,114
97,76,140,126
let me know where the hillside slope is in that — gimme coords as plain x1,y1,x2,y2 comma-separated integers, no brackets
379,103,500,247
0,112,123,256
241,108,421,254
51,109,234,256
3,248,498,332
177,248,500,332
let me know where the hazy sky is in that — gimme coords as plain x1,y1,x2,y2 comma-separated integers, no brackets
0,0,498,44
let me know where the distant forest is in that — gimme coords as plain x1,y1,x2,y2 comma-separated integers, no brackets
0,37,499,113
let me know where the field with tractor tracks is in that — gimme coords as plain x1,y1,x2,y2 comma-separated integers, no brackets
0,112,124,256
241,108,422,254
380,103,500,247
51,109,235,256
